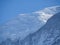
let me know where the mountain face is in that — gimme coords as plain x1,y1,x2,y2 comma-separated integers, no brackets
15,12,60,45
30,12,60,45
0,11,60,45
0,6,60,45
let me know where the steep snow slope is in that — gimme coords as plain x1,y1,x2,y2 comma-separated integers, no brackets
18,12,60,45
0,6,60,43
0,12,60,45
35,12,60,45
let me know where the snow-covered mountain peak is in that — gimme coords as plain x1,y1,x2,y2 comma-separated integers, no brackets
0,6,60,42
34,6,60,22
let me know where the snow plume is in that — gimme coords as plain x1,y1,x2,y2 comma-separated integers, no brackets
34,6,60,22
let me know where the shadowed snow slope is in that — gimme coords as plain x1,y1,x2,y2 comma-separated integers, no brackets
0,6,60,43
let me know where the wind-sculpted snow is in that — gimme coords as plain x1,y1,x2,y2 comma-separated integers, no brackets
0,6,60,45
34,6,60,22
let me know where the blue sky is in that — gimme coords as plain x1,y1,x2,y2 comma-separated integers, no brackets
0,0,60,25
